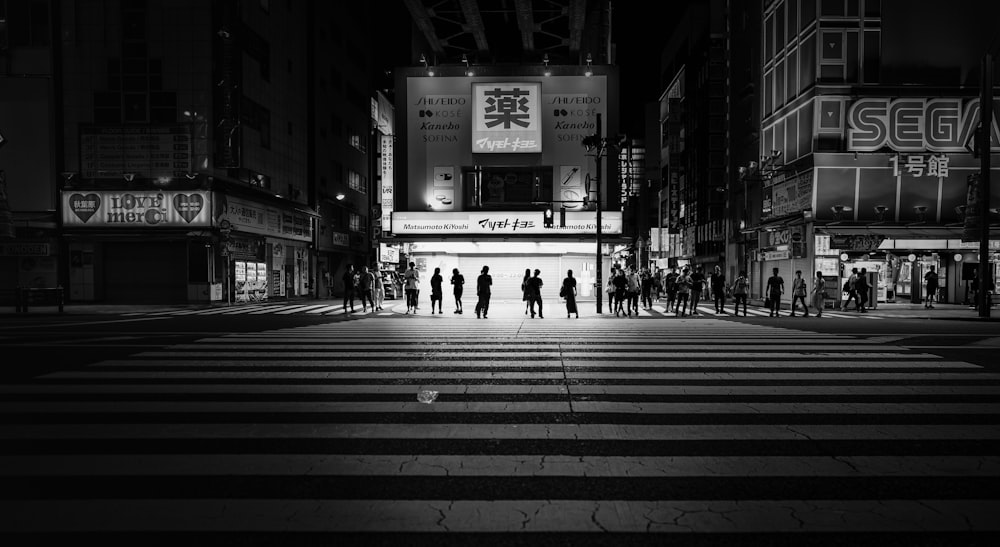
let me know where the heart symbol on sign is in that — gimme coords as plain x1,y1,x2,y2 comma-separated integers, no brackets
173,194,205,223
69,193,101,223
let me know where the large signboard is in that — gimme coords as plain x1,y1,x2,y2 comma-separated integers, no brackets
62,190,211,227
391,210,622,235
406,75,607,212
381,134,394,230
764,171,813,220
846,98,1000,153
80,125,192,179
471,82,542,153
215,195,313,242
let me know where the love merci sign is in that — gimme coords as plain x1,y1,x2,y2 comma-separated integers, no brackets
62,190,212,227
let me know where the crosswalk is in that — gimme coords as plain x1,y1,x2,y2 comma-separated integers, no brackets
124,301,875,319
1,319,997,541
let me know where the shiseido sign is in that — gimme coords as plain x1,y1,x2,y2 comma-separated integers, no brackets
847,98,998,152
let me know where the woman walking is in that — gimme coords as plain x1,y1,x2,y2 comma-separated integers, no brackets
450,267,465,314
562,269,579,318
731,270,749,316
811,270,826,317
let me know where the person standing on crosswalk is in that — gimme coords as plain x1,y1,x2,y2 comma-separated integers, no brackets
475,265,492,318
562,269,579,318
689,265,706,315
341,264,357,313
372,268,385,311
710,265,727,314
358,265,376,313
811,270,827,317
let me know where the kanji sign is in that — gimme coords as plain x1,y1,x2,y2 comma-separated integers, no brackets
471,82,541,153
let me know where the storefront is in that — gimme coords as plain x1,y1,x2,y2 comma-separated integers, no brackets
61,189,314,304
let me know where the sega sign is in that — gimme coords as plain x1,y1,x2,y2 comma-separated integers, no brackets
847,98,999,152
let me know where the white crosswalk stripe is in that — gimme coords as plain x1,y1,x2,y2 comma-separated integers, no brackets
1,319,996,540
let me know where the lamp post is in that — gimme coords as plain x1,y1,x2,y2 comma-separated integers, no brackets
582,114,606,314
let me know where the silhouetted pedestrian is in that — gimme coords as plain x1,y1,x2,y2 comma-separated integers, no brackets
451,268,464,314
562,269,579,318
475,265,492,318
430,267,443,314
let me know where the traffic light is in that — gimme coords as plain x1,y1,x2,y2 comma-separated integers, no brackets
543,208,553,227
559,207,566,227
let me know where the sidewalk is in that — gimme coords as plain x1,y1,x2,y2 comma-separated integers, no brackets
2,295,997,320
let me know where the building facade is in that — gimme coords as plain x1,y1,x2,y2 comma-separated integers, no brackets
388,61,624,301
0,0,378,304
756,0,1000,307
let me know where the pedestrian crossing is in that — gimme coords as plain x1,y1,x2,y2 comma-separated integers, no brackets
123,300,876,319
1,319,997,541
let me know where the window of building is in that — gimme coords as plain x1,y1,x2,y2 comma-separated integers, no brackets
797,102,813,157
763,68,773,116
349,213,363,232
775,60,785,108
821,0,845,17
800,33,816,91
775,4,785,51
348,169,366,193
863,30,880,83
787,0,798,41
864,0,881,17
786,48,798,100
801,0,816,30
765,13,774,60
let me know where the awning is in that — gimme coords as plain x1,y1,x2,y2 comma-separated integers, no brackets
814,224,1000,239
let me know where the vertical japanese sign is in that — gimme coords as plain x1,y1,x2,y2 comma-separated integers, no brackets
471,82,541,153
381,135,394,231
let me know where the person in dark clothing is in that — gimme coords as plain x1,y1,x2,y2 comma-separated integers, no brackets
612,268,628,317
526,268,544,318
640,269,654,309
521,268,532,315
451,268,465,314
342,264,356,313
855,267,870,313
475,265,492,318
766,267,784,317
562,269,579,318
710,265,727,314
429,267,443,314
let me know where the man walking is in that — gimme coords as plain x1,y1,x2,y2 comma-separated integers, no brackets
924,265,939,309
789,270,809,317
855,267,870,313
403,261,419,314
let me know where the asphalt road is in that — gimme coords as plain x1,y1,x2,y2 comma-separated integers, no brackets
1,304,998,545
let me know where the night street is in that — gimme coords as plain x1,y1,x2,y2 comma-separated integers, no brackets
1,302,998,545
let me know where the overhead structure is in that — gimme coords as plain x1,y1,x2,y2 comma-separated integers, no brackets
403,0,601,65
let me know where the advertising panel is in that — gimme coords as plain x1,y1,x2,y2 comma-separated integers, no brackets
61,190,212,227
471,82,542,153
215,194,313,242
406,75,607,212
391,210,622,235
80,125,192,179
381,134,394,229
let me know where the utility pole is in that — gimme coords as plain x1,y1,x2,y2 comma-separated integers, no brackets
980,53,993,319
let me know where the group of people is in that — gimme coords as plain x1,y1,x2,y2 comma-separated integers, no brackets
338,264,384,314
518,268,581,319
605,266,657,317
657,264,832,318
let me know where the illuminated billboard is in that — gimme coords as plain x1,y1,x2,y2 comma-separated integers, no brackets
471,82,542,153
62,190,212,227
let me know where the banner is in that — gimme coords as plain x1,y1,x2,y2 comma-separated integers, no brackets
963,172,982,242
62,190,211,227
391,210,622,235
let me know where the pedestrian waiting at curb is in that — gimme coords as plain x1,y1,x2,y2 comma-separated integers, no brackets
527,268,544,318
690,265,706,315
429,267,444,314
855,267,870,313
475,265,492,318
663,267,678,313
710,265,727,314
359,265,376,313
561,269,579,318
451,268,465,314
521,268,532,316
342,264,356,313
675,266,693,317
731,270,749,317
403,261,419,314
790,270,809,317
766,267,784,317
924,265,939,309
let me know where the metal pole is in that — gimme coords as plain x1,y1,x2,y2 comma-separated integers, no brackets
980,53,993,319
596,113,603,314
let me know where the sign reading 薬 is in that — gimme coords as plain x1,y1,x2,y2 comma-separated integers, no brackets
471,82,541,153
